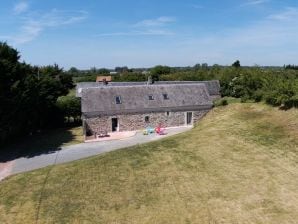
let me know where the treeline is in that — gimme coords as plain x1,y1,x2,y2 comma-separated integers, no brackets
284,64,298,70
155,64,298,108
0,42,81,145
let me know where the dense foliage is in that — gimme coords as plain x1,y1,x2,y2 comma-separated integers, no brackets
0,42,79,145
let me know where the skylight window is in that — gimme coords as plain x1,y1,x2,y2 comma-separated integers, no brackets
163,93,169,100
115,96,122,104
148,95,154,100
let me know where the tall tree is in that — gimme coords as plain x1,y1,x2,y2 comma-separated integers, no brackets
0,42,74,146
232,60,241,68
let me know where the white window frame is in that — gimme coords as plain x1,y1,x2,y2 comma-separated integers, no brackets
165,111,171,116
185,112,193,126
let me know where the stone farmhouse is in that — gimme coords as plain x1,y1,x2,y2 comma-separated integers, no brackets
76,81,220,137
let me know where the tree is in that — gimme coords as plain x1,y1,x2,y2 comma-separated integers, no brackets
0,42,32,143
56,96,81,123
193,63,201,70
0,42,75,146
39,64,73,95
90,67,97,73
68,67,79,74
232,60,241,68
151,65,171,75
201,63,208,70
115,66,129,73
98,68,110,74
150,65,171,81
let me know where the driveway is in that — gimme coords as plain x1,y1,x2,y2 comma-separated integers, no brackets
0,126,191,181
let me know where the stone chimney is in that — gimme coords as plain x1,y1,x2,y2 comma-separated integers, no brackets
103,78,108,85
147,75,154,85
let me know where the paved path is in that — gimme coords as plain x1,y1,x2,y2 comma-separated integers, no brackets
0,127,191,181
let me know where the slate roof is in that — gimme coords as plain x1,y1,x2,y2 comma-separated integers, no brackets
76,80,221,97
81,83,213,117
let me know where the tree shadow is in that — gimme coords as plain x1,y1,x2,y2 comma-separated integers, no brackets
279,105,292,111
0,127,82,163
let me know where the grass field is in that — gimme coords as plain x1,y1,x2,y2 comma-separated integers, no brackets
0,103,297,224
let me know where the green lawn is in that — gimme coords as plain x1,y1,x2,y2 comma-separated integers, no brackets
0,103,297,224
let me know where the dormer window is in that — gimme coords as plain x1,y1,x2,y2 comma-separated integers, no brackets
163,93,169,100
115,96,122,104
148,95,154,100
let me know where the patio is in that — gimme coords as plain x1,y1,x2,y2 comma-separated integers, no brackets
85,131,137,143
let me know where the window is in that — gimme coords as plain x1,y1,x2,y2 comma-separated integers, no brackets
145,116,150,122
148,95,154,100
163,93,169,100
115,96,122,104
186,112,192,125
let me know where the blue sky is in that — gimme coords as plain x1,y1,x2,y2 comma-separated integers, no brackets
1,0,298,69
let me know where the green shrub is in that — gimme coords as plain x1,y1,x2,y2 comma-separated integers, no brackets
253,90,263,102
284,95,298,108
221,99,228,106
214,98,228,106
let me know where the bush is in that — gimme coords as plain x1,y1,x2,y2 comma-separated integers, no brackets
222,99,228,106
56,96,81,124
215,98,228,106
240,97,247,103
253,90,264,102
284,95,298,108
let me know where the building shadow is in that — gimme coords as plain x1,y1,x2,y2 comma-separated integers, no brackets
0,128,80,163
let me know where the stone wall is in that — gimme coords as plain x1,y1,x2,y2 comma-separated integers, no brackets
118,112,186,131
84,109,211,135
85,116,111,135
193,110,210,124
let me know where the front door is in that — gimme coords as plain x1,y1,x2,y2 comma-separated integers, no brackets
186,112,192,125
112,118,118,132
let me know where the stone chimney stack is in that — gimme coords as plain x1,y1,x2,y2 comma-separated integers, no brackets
147,75,154,85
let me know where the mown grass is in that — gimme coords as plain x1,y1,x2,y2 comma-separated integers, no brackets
0,103,297,224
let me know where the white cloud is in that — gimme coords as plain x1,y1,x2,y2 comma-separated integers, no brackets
97,16,175,38
241,0,269,6
8,9,88,44
13,1,29,14
268,7,298,21
134,16,176,27
97,30,174,37
178,7,298,65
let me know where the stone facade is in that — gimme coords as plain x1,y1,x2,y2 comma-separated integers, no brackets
84,109,210,136
193,110,210,124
